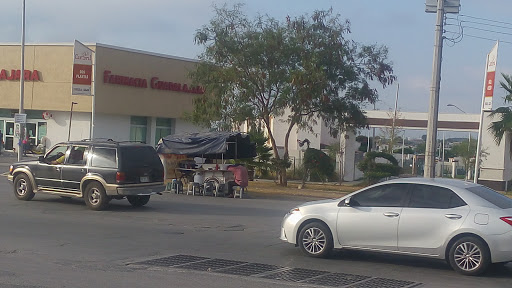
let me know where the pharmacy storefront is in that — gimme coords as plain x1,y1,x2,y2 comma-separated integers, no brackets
0,43,205,152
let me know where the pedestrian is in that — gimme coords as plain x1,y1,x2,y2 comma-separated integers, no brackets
22,133,29,156
0,129,3,155
226,164,249,197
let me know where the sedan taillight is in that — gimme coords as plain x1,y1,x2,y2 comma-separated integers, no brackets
500,217,512,226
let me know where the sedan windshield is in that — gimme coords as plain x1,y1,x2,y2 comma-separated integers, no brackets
466,186,512,209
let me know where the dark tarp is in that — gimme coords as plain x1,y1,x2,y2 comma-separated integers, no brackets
156,131,256,159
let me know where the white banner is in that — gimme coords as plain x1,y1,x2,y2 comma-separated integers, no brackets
483,42,499,111
72,40,93,95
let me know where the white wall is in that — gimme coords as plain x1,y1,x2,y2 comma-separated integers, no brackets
174,118,208,134
479,111,511,182
45,111,91,147
93,113,131,141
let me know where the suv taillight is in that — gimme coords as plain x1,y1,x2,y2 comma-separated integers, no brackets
116,172,126,183
500,217,512,226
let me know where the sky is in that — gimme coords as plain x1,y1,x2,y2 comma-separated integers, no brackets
1,0,512,138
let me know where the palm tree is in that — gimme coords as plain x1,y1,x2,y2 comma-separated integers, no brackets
488,73,512,145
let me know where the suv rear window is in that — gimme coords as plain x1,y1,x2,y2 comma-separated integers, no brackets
91,147,117,168
466,186,512,209
119,146,162,169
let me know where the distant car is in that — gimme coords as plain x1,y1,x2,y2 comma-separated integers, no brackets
8,139,165,210
280,178,512,276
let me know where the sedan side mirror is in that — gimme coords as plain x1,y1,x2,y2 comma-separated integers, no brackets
338,196,352,207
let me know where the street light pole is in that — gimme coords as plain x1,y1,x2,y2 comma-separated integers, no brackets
17,0,26,162
424,0,445,178
68,102,78,141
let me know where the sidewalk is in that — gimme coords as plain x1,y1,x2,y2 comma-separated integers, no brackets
0,151,37,167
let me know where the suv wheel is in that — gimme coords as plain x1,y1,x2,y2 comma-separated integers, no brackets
14,174,35,201
127,195,150,207
84,182,109,211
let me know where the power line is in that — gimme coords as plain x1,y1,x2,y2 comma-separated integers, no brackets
463,25,512,37
447,17,512,31
459,14,512,27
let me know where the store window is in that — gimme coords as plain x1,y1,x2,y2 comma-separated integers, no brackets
130,116,147,143
155,117,174,145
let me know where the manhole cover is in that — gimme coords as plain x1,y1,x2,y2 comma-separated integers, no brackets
134,254,209,267
178,258,247,271
216,262,284,276
350,277,419,288
302,272,371,287
261,267,330,282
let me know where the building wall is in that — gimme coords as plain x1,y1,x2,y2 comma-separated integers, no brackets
94,44,199,118
46,111,91,146
0,44,93,113
479,111,511,183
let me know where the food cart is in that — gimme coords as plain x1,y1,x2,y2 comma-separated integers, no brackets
156,131,256,195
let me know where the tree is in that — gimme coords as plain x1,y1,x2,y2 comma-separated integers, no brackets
236,124,273,178
357,151,400,184
450,139,485,180
488,73,512,147
415,142,426,154
380,109,403,153
188,4,396,186
302,148,335,184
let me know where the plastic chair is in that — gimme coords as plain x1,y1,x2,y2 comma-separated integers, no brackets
186,182,201,196
233,186,245,199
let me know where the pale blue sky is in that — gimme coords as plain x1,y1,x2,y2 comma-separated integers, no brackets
1,0,512,117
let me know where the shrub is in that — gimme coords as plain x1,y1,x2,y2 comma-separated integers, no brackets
358,151,400,184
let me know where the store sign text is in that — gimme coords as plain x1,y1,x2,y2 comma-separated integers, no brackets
0,69,40,81
103,70,203,94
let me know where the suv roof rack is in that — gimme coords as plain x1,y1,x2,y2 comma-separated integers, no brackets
80,138,115,142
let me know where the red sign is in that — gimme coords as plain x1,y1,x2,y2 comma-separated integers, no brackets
484,71,496,97
0,69,40,81
72,64,92,85
103,70,203,94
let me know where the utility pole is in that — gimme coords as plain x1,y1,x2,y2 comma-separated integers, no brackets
18,0,26,162
424,0,445,178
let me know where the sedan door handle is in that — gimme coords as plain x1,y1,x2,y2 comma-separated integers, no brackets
383,212,400,217
445,214,462,220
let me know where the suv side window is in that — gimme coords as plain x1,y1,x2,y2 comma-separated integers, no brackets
66,145,88,165
351,183,409,207
409,184,467,209
90,147,117,168
44,145,69,164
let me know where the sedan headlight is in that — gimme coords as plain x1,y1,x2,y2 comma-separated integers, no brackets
289,207,300,214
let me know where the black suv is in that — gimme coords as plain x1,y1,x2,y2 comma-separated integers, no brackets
8,139,165,210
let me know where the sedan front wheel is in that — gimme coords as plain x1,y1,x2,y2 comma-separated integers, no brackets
298,222,333,258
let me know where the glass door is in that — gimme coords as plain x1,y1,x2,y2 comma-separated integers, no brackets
5,122,14,151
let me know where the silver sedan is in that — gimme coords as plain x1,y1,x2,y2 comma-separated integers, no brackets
280,178,512,276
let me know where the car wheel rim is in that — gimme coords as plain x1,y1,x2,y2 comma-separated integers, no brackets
454,242,482,271
16,179,27,196
89,188,101,205
302,227,326,254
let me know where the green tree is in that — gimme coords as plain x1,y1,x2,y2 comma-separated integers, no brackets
451,140,477,180
236,124,273,178
488,73,512,146
415,142,426,154
189,4,396,186
357,151,400,184
302,148,335,184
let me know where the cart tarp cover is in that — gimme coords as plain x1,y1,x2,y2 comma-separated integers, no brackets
156,132,256,159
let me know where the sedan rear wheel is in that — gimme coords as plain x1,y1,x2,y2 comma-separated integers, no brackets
298,222,333,258
449,236,490,276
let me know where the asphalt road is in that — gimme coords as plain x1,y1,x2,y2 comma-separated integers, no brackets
0,159,511,288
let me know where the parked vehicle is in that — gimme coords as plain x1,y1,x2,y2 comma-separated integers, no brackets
280,177,512,275
8,139,165,210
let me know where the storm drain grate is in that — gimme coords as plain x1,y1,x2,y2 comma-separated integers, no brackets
177,258,248,271
349,277,419,288
131,255,422,288
135,254,209,267
215,262,284,276
261,267,330,282
302,272,371,287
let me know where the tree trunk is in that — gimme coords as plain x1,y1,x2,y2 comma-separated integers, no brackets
262,116,283,185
